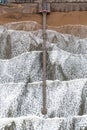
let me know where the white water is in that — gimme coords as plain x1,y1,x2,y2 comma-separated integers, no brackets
0,25,87,129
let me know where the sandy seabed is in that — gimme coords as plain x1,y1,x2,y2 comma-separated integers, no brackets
0,5,87,26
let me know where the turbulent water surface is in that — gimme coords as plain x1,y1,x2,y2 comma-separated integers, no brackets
0,23,87,130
